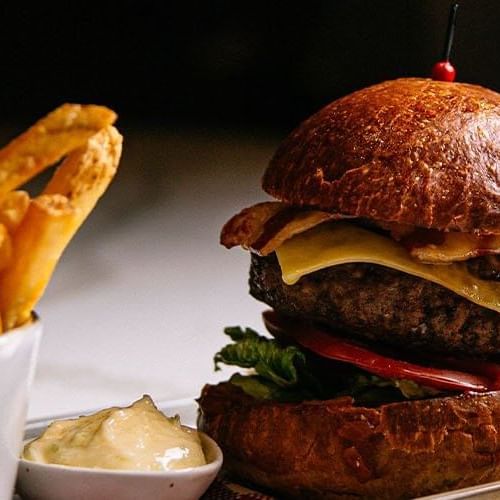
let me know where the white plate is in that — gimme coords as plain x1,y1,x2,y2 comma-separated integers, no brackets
17,397,500,500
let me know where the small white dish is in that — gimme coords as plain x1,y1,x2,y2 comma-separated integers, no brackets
17,430,222,500
0,317,42,500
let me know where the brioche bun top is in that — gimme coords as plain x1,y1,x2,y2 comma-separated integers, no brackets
263,78,500,233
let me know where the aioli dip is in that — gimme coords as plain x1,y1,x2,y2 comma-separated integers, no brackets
23,395,206,471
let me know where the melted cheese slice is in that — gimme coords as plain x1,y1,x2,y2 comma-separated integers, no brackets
276,222,500,313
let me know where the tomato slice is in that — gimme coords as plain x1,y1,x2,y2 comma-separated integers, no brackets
427,357,500,390
263,310,493,393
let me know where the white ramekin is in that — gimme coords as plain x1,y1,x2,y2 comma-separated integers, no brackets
0,317,42,500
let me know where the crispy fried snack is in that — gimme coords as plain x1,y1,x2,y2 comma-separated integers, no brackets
0,225,12,274
0,191,30,232
0,104,116,196
0,106,121,331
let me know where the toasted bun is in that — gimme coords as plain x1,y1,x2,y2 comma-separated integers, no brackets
199,383,500,499
263,78,500,233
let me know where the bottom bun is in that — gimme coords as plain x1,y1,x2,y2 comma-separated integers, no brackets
198,383,500,499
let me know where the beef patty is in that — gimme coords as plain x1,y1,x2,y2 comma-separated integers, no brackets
249,254,500,358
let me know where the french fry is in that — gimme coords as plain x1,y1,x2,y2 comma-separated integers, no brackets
0,126,122,330
0,223,11,332
43,126,122,217
0,104,116,196
0,224,12,273
0,196,76,329
0,191,30,232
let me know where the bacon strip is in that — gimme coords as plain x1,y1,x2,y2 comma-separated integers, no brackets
221,202,343,256
222,202,500,262
404,230,500,263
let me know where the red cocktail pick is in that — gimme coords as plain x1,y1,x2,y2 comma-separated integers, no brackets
432,3,459,82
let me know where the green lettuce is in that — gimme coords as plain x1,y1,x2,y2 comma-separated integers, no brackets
228,373,314,402
215,326,306,387
214,326,442,404
214,326,325,400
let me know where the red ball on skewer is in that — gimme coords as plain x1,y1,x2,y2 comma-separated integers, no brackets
432,61,456,82
432,3,459,82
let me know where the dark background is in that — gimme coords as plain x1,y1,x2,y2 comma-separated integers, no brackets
15,0,500,418
1,0,498,131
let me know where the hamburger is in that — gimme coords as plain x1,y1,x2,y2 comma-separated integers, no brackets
198,78,500,499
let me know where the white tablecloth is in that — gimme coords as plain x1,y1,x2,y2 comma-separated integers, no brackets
28,128,277,419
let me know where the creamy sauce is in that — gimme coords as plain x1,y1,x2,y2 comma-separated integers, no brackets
23,395,206,471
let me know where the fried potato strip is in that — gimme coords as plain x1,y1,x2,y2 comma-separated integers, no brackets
0,224,12,274
0,126,122,330
0,191,30,232
0,104,116,196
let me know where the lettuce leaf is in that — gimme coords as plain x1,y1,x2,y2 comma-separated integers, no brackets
214,326,442,404
214,326,307,387
229,373,314,402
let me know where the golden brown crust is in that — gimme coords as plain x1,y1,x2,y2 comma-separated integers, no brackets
263,78,500,233
198,383,500,499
